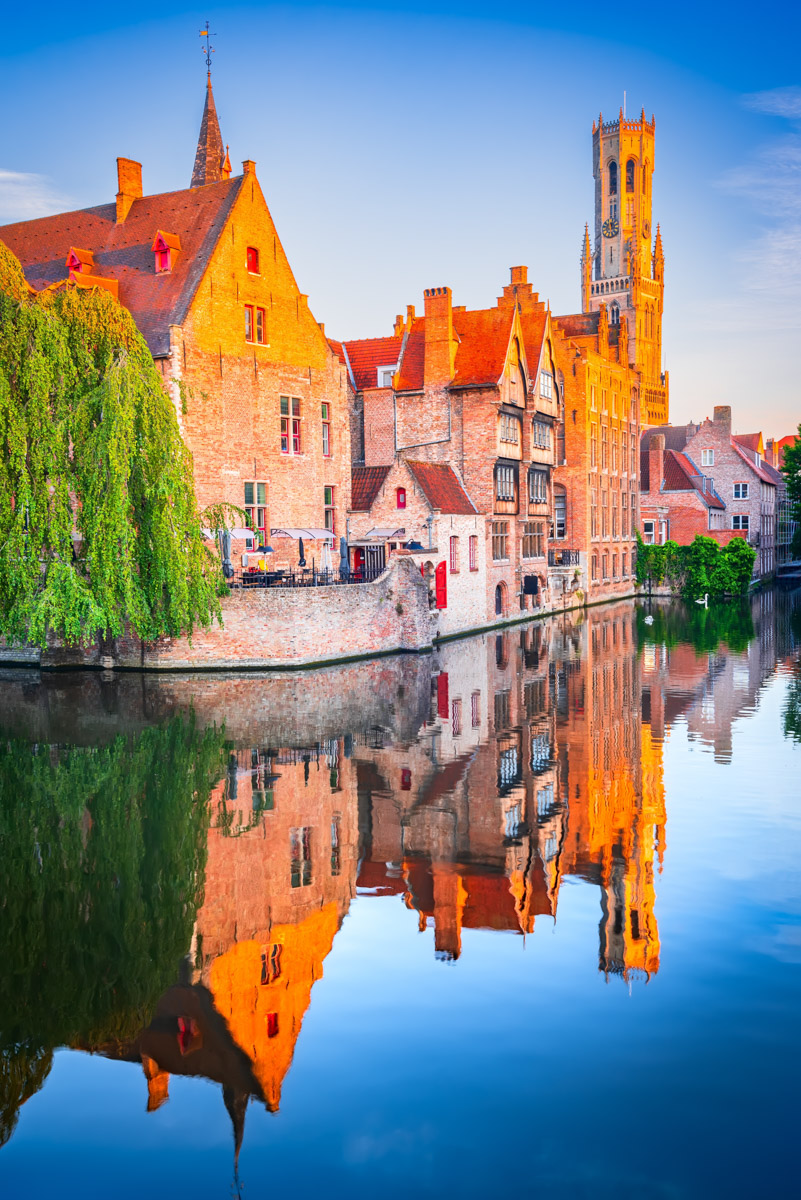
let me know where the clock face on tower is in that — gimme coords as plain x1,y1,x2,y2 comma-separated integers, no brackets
602,217,619,238
642,218,651,239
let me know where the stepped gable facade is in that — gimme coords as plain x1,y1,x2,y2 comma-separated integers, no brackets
0,78,351,565
339,267,562,628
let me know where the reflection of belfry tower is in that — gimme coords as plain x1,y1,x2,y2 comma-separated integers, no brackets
598,723,666,981
581,108,668,426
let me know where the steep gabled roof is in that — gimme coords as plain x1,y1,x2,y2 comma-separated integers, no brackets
733,432,763,455
351,465,391,511
0,177,244,357
732,441,776,485
342,335,403,390
640,447,724,508
393,307,515,392
395,318,425,391
406,461,477,514
642,424,695,454
518,311,548,375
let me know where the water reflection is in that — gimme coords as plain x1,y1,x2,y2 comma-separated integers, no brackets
0,591,799,1182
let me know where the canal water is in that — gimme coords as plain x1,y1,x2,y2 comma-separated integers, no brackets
0,593,799,1198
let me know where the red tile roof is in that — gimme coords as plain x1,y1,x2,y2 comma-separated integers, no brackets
640,446,724,508
327,338,346,365
393,308,515,392
733,433,762,454
0,177,244,357
518,310,548,374
342,335,403,390
553,311,600,339
350,465,390,511
732,441,776,485
406,461,477,514
395,318,425,391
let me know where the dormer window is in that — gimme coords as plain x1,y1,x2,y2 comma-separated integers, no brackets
377,365,397,388
247,246,260,274
66,247,94,276
151,231,181,274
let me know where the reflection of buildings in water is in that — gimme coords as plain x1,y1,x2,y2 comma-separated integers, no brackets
97,745,358,1158
354,606,664,982
640,592,789,763
84,604,671,1157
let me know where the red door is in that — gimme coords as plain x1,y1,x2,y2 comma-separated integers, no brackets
435,561,447,609
437,673,449,719
354,548,365,579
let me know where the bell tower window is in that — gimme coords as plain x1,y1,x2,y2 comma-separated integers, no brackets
608,161,617,196
626,159,636,193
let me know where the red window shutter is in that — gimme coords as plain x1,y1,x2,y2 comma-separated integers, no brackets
437,673,449,719
435,561,447,609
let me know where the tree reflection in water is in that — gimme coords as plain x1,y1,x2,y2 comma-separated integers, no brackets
0,716,225,1143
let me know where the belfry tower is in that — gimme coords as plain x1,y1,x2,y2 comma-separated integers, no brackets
581,109,668,426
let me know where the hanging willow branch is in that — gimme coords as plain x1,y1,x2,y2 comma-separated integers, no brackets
0,242,222,647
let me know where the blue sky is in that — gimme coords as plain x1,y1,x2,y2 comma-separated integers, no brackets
1,1,799,434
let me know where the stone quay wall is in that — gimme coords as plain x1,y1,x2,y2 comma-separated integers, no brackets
0,554,437,673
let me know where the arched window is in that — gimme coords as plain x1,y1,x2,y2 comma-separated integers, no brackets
626,159,636,193
494,583,507,617
396,487,406,509
608,160,618,196
610,302,620,326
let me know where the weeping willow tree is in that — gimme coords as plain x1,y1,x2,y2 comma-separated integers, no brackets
0,715,226,1144
0,242,222,647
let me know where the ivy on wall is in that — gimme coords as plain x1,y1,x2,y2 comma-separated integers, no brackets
0,243,222,647
635,532,756,601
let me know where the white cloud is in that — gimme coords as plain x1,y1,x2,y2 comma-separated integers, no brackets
743,86,801,121
0,168,71,223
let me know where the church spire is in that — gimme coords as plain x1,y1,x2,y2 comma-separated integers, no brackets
191,74,227,188
580,223,592,311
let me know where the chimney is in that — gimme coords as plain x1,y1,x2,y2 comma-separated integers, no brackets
406,303,416,327
649,433,665,494
510,265,528,285
242,159,257,175
394,314,404,337
423,287,457,386
713,405,731,434
116,158,142,224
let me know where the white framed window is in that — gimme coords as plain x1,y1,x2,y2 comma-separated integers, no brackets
495,465,516,502
468,534,478,571
701,448,714,466
522,521,545,559
449,535,459,573
732,515,749,531
499,413,520,444
642,520,655,544
528,468,547,504
532,419,551,449
376,365,396,387
733,482,749,499
539,371,554,399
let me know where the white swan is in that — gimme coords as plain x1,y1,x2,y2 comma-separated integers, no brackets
695,593,709,608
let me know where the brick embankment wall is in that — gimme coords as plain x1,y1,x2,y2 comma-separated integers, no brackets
0,554,437,672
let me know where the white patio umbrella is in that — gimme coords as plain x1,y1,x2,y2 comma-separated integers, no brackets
320,540,333,576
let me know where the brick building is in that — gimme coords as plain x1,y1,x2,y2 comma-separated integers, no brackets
338,268,560,627
641,407,779,576
639,431,736,547
550,306,641,599
0,75,352,567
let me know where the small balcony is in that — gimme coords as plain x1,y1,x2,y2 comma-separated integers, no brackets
548,548,581,567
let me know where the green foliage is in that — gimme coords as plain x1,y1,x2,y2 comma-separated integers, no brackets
0,717,224,1054
0,242,223,647
635,530,756,601
780,425,801,555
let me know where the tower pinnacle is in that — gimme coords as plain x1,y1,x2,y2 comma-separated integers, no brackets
191,74,227,188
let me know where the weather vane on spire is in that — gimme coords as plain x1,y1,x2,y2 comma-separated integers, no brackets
199,20,216,75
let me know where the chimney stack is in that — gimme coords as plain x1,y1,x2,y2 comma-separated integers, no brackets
510,265,528,285
649,433,665,495
423,287,457,386
116,158,142,224
713,405,731,434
